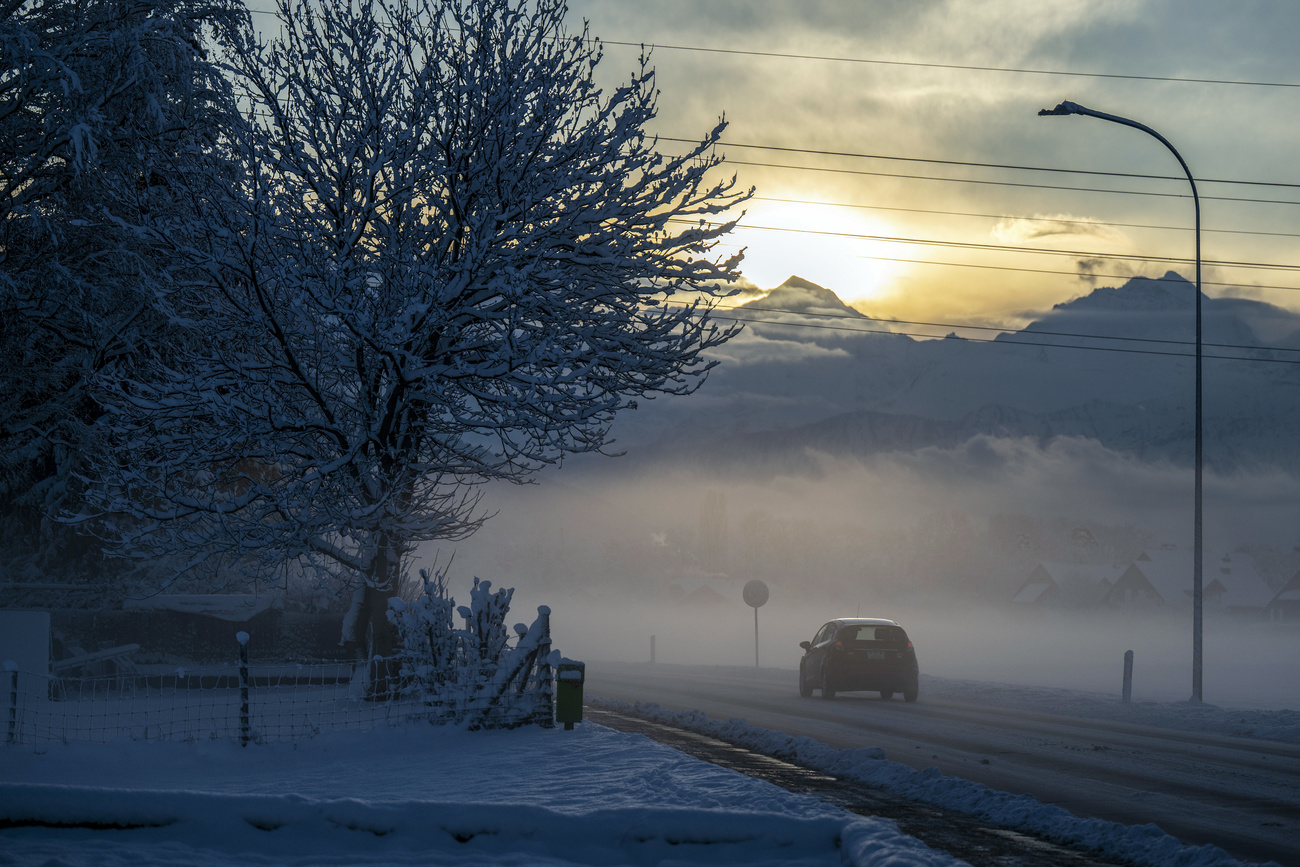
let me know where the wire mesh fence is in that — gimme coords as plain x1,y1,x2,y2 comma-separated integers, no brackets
4,633,557,747
4,660,436,746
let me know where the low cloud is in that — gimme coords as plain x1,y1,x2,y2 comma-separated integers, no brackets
993,214,1128,245
708,329,851,366
442,433,1300,606
1073,258,1138,287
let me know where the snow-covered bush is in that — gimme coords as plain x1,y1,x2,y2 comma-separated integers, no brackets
388,572,556,728
387,570,459,697
459,580,514,669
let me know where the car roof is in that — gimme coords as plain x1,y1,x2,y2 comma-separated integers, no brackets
830,618,899,627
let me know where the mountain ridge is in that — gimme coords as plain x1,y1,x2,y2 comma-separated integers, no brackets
609,272,1300,473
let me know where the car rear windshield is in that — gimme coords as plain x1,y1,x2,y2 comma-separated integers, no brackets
839,625,908,646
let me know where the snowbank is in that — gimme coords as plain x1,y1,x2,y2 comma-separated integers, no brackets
0,721,960,867
0,785,916,866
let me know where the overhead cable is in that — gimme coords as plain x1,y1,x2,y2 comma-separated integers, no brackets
676,219,1300,273
663,137,1300,191
241,7,1300,91
717,159,1300,208
749,196,1300,241
600,39,1300,90
678,307,1300,366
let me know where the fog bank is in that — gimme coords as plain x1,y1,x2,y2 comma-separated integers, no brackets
421,439,1300,711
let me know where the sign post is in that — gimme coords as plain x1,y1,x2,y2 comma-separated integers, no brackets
742,580,769,668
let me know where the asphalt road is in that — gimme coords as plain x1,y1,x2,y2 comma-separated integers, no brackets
584,661,1300,866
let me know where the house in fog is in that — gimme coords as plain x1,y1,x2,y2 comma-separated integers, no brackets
1209,553,1274,615
666,578,731,607
1105,550,1191,608
1011,562,1117,610
1104,550,1273,615
1266,571,1300,622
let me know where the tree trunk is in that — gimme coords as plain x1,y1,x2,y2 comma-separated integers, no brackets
363,538,402,701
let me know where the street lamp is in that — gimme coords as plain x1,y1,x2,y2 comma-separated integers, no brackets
1038,100,1204,703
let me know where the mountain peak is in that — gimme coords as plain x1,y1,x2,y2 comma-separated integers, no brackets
743,275,865,318
1052,272,1196,316
776,275,832,293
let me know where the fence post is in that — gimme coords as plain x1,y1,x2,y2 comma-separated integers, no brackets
5,660,17,746
535,607,554,729
237,632,250,746
1122,649,1134,704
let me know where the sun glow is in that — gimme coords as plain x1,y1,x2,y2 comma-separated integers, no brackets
725,199,907,305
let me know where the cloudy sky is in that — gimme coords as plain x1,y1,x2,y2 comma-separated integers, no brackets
566,0,1300,330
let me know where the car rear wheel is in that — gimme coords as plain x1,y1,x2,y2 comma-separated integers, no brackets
819,667,836,700
879,690,894,700
903,676,919,703
798,663,813,697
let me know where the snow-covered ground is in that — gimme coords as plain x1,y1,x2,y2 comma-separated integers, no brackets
3,674,1277,867
1,718,961,867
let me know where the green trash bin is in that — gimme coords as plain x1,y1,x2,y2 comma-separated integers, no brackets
555,662,585,730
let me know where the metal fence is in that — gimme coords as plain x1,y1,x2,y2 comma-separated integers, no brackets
4,630,556,747
7,661,424,746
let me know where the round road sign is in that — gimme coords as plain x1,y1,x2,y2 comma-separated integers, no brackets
742,579,769,608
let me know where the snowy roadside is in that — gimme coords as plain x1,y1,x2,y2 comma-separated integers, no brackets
590,697,1269,867
918,674,1300,744
0,721,962,867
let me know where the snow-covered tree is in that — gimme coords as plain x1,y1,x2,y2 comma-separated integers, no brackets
0,0,238,585
87,0,750,651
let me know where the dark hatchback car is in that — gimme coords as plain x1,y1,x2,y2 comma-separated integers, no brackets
798,618,919,701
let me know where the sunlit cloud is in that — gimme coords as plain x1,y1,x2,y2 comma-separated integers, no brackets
726,199,908,304
907,0,1142,64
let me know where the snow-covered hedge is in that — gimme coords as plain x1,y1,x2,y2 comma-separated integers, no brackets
388,572,559,729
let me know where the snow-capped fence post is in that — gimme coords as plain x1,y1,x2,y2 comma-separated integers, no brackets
236,632,251,746
533,608,555,729
390,579,565,729
5,660,17,745
464,606,555,730
1122,650,1134,704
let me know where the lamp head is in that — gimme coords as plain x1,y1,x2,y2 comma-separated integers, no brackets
1038,100,1085,117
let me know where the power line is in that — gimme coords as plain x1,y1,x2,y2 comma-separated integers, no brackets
684,305,1300,366
750,196,1300,241
681,219,1300,274
851,254,1300,294
664,137,1300,191
600,39,1300,90
704,233,1300,293
239,9,1300,201
715,311,1299,364
718,158,1300,208
241,8,1300,91
719,301,1299,356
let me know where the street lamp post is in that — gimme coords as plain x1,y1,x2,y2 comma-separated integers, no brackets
1038,100,1203,703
